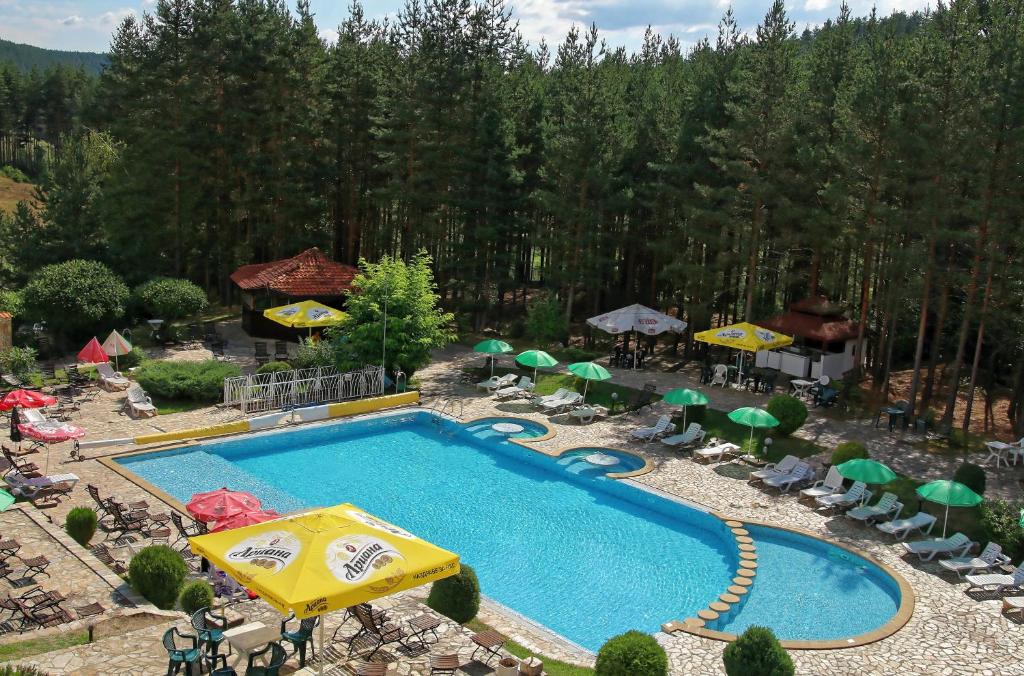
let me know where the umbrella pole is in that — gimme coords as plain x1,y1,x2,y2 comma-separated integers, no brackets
749,425,755,452
583,379,589,404
633,330,638,370
682,406,687,430
318,614,325,676
943,502,949,539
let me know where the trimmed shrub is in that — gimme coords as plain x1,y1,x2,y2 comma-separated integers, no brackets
292,336,336,370
831,441,869,466
953,462,986,496
766,395,808,436
595,630,668,676
0,346,38,380
128,545,188,609
133,277,209,320
257,361,291,375
561,346,602,363
980,499,1024,562
116,345,147,370
179,580,214,615
134,360,241,402
0,289,23,317
426,564,480,623
65,507,97,547
22,260,129,339
524,294,567,346
723,626,794,676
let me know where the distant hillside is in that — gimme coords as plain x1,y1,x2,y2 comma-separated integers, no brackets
0,38,106,74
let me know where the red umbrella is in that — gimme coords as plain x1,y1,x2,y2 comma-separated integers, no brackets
18,422,86,444
77,337,109,364
0,390,57,411
212,509,281,532
186,488,262,522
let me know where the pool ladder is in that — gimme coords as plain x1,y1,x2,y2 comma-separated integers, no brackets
428,397,464,422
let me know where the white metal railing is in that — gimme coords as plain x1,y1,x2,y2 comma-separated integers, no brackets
223,365,385,414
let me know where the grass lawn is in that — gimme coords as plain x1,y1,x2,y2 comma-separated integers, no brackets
0,630,88,661
150,396,209,415
531,373,658,413
698,408,824,461
464,619,594,676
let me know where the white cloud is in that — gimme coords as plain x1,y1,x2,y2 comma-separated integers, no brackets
142,0,157,5
61,14,84,25
99,8,136,26
803,0,833,10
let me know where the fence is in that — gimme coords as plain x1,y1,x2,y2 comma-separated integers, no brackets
222,365,385,415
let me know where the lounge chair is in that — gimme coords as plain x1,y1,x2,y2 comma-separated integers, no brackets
348,603,415,659
122,385,157,418
541,391,583,413
4,470,79,504
96,362,130,391
900,532,973,560
569,404,607,424
816,481,870,511
710,364,729,387
800,465,845,501
939,542,1012,578
693,441,741,463
965,565,1024,593
762,463,816,492
846,492,902,523
476,373,517,393
495,376,533,400
630,415,675,442
1004,596,1024,617
661,423,705,450
750,455,800,481
531,387,569,407
877,512,940,541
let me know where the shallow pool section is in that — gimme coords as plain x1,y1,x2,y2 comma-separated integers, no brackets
117,410,904,649
462,416,550,440
714,525,902,641
556,448,647,474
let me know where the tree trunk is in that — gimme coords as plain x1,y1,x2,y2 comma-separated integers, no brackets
961,263,994,434
906,237,935,418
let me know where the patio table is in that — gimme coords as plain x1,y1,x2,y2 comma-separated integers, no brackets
470,629,507,664
984,441,1022,468
491,423,524,435
789,379,814,400
223,621,281,668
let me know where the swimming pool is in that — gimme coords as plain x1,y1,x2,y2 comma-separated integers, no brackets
117,410,905,650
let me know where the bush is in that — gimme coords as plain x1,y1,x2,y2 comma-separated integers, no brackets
0,666,50,676
0,289,23,317
830,441,869,466
525,294,567,346
595,630,668,676
22,260,129,339
0,165,30,182
0,346,37,380
128,545,188,609
116,345,147,370
179,580,214,615
426,564,480,623
953,462,986,496
766,395,808,436
980,499,1024,562
292,336,336,370
133,277,209,321
256,360,291,374
65,507,97,547
134,360,240,402
722,626,794,676
561,346,601,363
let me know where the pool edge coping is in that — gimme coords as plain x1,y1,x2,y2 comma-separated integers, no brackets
662,513,916,650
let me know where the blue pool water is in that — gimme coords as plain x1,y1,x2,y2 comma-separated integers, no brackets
119,411,901,648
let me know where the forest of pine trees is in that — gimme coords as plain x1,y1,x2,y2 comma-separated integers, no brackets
0,0,1022,432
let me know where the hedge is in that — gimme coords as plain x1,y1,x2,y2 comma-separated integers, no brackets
723,626,794,676
128,545,188,609
134,360,241,402
831,441,869,466
765,395,808,436
179,580,214,615
595,630,668,676
133,277,209,320
65,507,97,547
426,564,480,623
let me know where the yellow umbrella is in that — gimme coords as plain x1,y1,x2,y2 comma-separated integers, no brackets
190,504,459,674
694,322,793,385
263,300,347,332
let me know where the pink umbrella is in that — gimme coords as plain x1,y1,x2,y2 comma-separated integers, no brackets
0,390,57,411
212,509,281,532
77,337,109,364
186,488,262,522
18,422,86,443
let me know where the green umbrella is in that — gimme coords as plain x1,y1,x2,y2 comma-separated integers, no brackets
474,339,513,376
515,350,558,384
727,407,780,448
916,480,983,538
567,361,611,404
662,388,709,429
0,489,12,512
835,459,897,485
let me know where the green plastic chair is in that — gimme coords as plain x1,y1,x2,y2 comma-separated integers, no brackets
209,642,287,676
280,613,318,667
163,627,202,676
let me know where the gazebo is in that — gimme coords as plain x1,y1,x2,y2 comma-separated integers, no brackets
230,248,358,339
756,296,862,379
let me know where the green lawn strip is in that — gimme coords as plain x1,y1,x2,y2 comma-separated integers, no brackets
463,619,594,676
150,396,209,415
698,409,823,461
0,630,89,661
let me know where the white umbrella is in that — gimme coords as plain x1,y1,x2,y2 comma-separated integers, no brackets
587,304,687,369
102,330,132,370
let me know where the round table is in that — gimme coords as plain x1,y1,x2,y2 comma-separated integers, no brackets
491,422,524,435
584,452,619,466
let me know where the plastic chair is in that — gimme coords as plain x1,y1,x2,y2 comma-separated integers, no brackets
191,606,229,657
280,613,318,667
163,627,203,675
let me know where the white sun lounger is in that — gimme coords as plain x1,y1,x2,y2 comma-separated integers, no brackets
762,463,816,492
900,531,972,559
750,455,799,481
1004,596,1024,616
631,415,674,442
846,492,903,523
939,543,1012,578
122,385,158,418
477,373,517,393
96,362,131,391
542,391,583,413
800,465,845,501
532,388,568,407
816,482,870,511
966,566,1024,593
876,511,940,542
4,470,80,499
693,442,741,463
661,423,705,449
495,376,534,400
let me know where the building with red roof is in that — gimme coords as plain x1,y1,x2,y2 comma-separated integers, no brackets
755,296,862,379
230,248,358,337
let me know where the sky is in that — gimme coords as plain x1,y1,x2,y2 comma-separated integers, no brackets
0,0,930,54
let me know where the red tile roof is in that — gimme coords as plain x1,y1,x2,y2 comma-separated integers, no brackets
230,248,358,298
759,310,861,343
